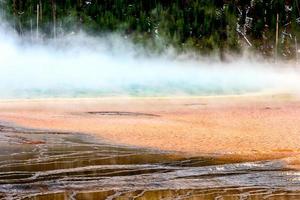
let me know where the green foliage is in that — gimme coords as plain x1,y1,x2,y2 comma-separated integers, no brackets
4,0,300,59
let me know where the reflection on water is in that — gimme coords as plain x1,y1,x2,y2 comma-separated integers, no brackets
0,123,300,200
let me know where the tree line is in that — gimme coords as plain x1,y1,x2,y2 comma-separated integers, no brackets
2,0,300,59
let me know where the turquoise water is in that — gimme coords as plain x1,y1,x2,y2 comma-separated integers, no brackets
2,84,259,99
1,18,300,99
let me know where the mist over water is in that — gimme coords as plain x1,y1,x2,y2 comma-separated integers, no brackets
1,18,300,98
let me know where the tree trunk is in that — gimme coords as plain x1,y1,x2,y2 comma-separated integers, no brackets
36,4,39,39
39,0,43,21
77,0,83,26
12,0,16,16
51,0,57,38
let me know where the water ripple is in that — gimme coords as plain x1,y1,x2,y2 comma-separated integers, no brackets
0,123,299,199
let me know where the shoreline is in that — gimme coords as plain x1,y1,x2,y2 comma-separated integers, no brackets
0,93,300,166
0,90,295,102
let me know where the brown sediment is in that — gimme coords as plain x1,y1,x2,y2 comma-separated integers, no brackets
0,93,300,163
5,134,46,145
85,111,160,117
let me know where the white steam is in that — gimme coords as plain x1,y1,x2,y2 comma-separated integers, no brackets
0,18,300,98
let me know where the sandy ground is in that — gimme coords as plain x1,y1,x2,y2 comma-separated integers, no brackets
0,94,300,164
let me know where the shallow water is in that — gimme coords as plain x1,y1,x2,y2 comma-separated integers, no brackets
0,123,300,200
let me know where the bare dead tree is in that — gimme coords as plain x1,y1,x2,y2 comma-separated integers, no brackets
236,0,253,47
281,0,293,58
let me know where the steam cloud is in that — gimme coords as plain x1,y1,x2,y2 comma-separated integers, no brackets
0,17,300,98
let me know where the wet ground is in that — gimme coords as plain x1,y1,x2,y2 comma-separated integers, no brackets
0,123,300,200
